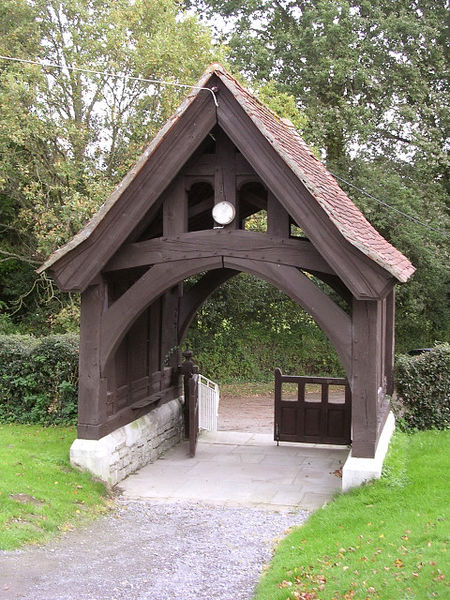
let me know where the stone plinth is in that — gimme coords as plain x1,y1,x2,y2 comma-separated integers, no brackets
342,411,395,492
70,398,183,485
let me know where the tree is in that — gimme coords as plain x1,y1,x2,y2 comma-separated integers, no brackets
186,0,449,348
0,0,218,331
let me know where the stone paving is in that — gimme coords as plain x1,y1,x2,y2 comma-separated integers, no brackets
119,431,350,510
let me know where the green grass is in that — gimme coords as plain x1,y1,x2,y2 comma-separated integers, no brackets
254,430,449,600
0,424,112,550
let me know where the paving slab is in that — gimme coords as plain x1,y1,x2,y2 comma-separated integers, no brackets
119,431,349,510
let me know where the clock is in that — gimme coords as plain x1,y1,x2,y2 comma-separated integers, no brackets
212,201,236,225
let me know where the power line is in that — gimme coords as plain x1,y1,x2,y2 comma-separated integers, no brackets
0,55,447,238
0,55,219,106
330,171,450,239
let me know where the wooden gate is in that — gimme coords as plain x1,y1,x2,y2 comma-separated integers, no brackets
274,368,351,445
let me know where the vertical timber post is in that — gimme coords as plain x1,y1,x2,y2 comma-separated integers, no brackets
77,278,108,440
351,299,381,458
384,288,395,396
267,191,289,237
179,346,198,438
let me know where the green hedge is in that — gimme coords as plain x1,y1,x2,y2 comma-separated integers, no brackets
395,343,450,431
0,334,79,425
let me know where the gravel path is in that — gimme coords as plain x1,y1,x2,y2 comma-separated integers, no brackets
0,500,309,600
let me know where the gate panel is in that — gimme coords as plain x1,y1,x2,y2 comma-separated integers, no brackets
274,368,351,445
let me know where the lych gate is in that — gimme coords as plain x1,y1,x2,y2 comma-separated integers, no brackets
39,64,414,489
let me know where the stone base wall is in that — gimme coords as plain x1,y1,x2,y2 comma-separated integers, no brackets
70,398,183,485
342,411,395,492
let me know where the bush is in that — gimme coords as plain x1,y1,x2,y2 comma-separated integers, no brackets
395,343,450,431
0,334,79,425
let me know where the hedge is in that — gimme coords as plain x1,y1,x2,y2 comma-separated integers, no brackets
395,343,450,431
0,334,79,425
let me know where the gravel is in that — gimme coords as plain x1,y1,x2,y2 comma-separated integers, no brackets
0,500,309,600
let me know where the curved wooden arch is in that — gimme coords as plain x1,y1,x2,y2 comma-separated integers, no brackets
101,257,352,377
101,257,223,372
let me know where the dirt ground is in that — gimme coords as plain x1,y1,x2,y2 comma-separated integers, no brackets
218,389,345,434
218,393,274,433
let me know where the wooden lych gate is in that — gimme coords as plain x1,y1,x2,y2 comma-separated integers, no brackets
39,63,415,462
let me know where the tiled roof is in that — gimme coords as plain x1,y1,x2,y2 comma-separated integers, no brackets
212,65,415,283
39,63,414,283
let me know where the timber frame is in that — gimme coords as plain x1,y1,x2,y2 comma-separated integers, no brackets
39,64,414,458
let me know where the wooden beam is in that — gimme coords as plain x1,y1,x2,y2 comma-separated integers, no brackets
215,129,238,229
216,81,393,300
183,152,258,179
77,279,108,439
51,91,217,292
351,299,381,458
306,270,353,305
104,230,335,275
178,269,239,342
223,257,352,376
384,288,395,395
100,257,223,372
160,286,179,368
163,176,187,236
188,196,214,220
267,190,289,237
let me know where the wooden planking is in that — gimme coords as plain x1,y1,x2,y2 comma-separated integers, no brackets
274,368,351,445
183,151,257,179
160,286,179,368
100,257,223,372
104,230,335,275
351,299,381,458
178,268,239,342
77,381,180,440
223,257,352,376
216,80,393,299
50,91,217,292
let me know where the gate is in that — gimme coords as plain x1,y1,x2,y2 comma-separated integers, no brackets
198,375,220,432
274,368,351,445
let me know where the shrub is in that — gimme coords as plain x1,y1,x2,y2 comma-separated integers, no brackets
0,334,79,425
395,343,450,431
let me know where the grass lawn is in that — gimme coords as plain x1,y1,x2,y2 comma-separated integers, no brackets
0,424,112,550
254,430,449,600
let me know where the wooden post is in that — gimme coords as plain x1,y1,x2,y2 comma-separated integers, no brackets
160,285,179,369
267,190,289,237
384,288,395,396
163,175,188,236
351,299,381,458
77,279,108,439
215,129,237,229
179,346,198,438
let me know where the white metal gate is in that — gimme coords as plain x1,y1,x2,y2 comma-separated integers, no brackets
198,374,220,431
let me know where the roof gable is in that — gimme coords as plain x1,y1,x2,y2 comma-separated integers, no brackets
39,63,414,292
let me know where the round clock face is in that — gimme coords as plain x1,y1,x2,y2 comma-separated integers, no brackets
212,201,236,225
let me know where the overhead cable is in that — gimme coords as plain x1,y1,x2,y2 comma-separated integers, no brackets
330,171,449,239
0,55,219,106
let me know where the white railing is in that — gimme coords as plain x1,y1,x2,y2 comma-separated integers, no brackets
198,374,220,431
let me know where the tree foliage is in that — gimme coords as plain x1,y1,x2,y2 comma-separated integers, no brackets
0,0,218,330
186,0,450,348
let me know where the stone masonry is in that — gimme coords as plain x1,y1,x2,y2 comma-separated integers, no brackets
70,398,184,485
